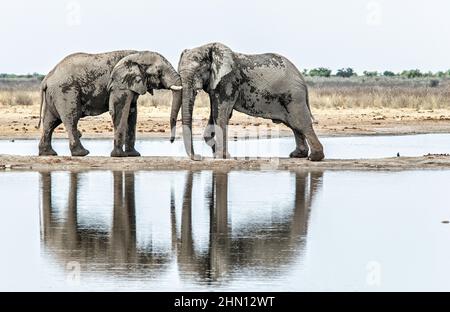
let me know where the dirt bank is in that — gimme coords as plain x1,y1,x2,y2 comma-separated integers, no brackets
2,104,450,140
1,154,450,172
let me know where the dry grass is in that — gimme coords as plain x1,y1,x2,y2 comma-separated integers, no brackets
2,77,450,111
0,90,39,106
137,90,210,108
307,77,450,110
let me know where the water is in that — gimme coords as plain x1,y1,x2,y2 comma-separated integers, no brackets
1,169,450,291
1,133,450,158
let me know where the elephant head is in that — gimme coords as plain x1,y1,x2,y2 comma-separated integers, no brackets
170,43,234,160
109,51,182,94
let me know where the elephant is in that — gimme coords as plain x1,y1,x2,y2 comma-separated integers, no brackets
170,42,324,161
38,50,182,157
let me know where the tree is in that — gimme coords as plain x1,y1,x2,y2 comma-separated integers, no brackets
308,67,332,77
336,68,356,78
401,69,423,78
383,71,396,77
363,71,378,77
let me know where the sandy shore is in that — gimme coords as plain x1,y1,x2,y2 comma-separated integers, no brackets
2,103,450,172
2,104,450,140
1,154,450,171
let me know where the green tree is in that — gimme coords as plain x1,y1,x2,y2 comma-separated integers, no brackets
383,71,396,77
363,71,378,77
308,67,332,77
336,68,356,78
401,69,423,78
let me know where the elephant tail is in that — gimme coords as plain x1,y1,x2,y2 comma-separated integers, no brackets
305,85,317,124
36,82,47,129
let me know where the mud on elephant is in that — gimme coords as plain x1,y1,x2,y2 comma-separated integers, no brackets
170,42,324,161
38,50,182,157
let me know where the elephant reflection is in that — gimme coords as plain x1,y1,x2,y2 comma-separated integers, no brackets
40,169,322,284
40,171,170,275
173,170,323,283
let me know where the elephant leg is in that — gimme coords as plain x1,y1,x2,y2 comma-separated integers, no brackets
39,112,61,156
303,125,324,161
62,116,89,157
110,90,133,157
125,99,140,157
55,94,89,157
214,103,234,159
203,108,217,154
289,129,309,158
286,101,324,161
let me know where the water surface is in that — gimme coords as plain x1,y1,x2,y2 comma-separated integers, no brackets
1,133,450,159
1,169,450,291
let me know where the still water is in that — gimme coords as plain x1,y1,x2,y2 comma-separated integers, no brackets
1,133,450,158
1,169,450,291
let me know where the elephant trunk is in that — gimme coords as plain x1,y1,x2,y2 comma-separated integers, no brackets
181,85,196,159
162,66,183,143
170,90,182,142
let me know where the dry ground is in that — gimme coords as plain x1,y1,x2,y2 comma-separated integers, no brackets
1,100,450,140
1,76,450,140
2,154,450,171
1,76,450,171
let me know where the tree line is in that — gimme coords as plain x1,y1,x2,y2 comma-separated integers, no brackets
0,73,45,80
1,69,449,80
303,68,450,78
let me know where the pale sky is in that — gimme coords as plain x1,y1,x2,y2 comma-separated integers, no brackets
1,0,449,74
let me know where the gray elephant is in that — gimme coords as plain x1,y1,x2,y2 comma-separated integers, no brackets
170,42,324,161
38,50,182,157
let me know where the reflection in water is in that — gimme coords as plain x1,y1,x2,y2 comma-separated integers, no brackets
40,170,323,285
40,172,170,276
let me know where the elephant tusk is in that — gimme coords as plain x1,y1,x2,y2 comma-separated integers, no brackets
170,85,183,91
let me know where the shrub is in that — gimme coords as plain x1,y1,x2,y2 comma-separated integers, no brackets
14,93,34,106
336,68,356,78
363,71,378,77
383,71,396,77
401,69,423,78
429,79,440,87
308,67,332,77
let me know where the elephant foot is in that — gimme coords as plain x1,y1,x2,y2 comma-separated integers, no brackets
71,147,90,157
39,147,58,156
289,148,309,158
190,154,203,161
125,148,141,157
111,148,127,157
308,150,325,161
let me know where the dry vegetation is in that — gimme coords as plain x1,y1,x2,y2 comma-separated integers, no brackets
1,76,450,139
2,76,450,110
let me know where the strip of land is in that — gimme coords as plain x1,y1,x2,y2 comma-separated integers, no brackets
1,154,450,171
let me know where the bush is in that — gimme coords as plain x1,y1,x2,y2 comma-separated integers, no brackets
308,67,332,77
429,79,440,87
363,71,378,77
401,69,423,78
336,68,356,78
383,71,396,77
14,94,34,106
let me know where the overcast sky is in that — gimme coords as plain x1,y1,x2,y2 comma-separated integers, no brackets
1,0,449,74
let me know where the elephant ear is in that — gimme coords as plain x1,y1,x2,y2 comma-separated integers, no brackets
209,43,234,90
108,54,147,95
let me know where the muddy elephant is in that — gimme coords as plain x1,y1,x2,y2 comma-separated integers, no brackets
38,50,182,157
170,42,324,161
